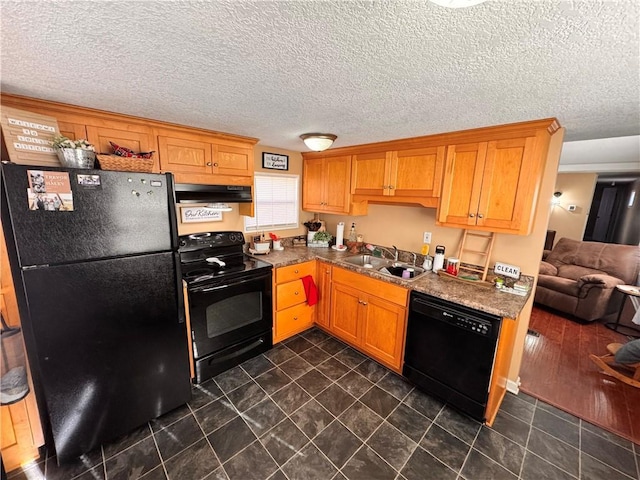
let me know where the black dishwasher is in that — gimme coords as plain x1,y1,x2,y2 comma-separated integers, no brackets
403,291,502,422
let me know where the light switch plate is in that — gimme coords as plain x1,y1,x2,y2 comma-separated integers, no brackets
423,232,432,244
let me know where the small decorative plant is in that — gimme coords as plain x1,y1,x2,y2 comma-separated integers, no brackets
312,231,333,243
51,135,95,151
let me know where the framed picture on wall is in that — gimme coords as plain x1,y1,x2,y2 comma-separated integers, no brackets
262,152,288,171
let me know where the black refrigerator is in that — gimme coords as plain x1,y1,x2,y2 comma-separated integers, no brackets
0,163,191,462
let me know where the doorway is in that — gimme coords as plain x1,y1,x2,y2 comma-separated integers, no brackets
583,179,640,245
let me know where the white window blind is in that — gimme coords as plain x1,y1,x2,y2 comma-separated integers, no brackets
244,173,299,232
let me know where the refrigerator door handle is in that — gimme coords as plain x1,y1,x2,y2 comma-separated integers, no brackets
174,253,185,324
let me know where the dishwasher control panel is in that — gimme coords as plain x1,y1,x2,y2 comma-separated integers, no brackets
449,313,492,336
413,294,499,338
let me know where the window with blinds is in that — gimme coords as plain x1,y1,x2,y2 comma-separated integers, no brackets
244,173,300,232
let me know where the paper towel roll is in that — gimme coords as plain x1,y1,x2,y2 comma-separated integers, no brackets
336,222,345,247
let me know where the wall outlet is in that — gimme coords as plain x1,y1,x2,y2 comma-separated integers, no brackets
568,205,577,212
423,231,432,244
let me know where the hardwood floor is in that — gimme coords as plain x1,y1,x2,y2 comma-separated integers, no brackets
520,305,640,446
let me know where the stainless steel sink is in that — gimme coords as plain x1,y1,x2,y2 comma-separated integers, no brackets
342,254,389,269
342,255,428,281
377,264,426,281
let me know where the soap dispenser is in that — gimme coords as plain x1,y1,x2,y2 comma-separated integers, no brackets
348,223,357,242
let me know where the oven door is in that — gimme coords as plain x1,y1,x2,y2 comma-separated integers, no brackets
188,268,273,360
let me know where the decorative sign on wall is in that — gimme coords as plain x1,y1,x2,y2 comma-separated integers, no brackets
262,152,289,171
180,206,223,223
0,106,61,166
494,261,521,279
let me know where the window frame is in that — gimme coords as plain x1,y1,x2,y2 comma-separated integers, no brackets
244,172,300,233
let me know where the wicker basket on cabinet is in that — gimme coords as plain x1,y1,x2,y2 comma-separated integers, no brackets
96,154,154,173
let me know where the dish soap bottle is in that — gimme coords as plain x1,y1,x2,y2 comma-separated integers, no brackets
348,223,357,242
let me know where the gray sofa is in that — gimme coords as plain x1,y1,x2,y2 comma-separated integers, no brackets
535,238,640,322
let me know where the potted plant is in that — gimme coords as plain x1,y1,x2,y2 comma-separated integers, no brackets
309,231,333,248
51,135,96,169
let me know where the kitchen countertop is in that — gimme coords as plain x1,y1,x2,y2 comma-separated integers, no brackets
249,247,533,319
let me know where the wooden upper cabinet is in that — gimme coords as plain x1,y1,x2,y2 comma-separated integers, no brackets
57,121,87,142
213,143,253,177
0,94,258,185
302,158,325,211
351,146,445,207
351,151,389,196
477,137,538,232
438,135,543,235
157,130,253,186
437,142,487,228
392,146,445,198
86,124,154,155
302,155,352,214
158,135,212,175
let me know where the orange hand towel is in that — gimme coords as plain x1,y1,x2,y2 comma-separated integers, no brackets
301,275,318,306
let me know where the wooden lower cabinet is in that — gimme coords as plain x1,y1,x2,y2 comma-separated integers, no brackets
329,267,408,372
273,261,316,343
329,283,361,345
359,295,407,370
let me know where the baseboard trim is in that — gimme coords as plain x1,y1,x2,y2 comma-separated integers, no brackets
506,377,521,395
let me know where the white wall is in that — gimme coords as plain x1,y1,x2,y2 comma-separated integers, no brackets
559,136,640,173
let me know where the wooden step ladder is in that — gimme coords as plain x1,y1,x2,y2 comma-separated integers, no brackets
456,230,495,281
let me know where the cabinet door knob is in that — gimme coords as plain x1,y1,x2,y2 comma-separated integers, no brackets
382,185,388,189
294,269,299,273
469,213,475,218
477,213,484,219
293,316,298,320
294,291,299,295
206,162,212,166
361,301,368,306
389,185,394,190
213,162,219,167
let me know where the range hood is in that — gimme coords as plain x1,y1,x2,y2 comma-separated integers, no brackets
174,183,252,204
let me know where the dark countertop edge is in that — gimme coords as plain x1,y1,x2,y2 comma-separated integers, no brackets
248,247,531,319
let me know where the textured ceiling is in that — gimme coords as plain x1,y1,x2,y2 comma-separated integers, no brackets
1,0,639,155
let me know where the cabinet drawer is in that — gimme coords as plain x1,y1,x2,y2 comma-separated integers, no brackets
276,280,307,310
276,261,315,284
275,303,314,340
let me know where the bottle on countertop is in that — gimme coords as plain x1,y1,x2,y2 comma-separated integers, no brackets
432,245,446,272
348,223,357,242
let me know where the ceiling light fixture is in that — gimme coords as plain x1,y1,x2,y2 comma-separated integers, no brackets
429,0,487,8
300,133,337,152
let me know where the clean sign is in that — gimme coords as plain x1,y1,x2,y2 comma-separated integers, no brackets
494,262,521,279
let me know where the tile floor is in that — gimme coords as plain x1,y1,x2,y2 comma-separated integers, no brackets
8,328,640,480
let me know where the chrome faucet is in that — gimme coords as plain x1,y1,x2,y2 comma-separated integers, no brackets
377,245,399,262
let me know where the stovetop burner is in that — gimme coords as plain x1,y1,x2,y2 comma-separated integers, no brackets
179,231,272,286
